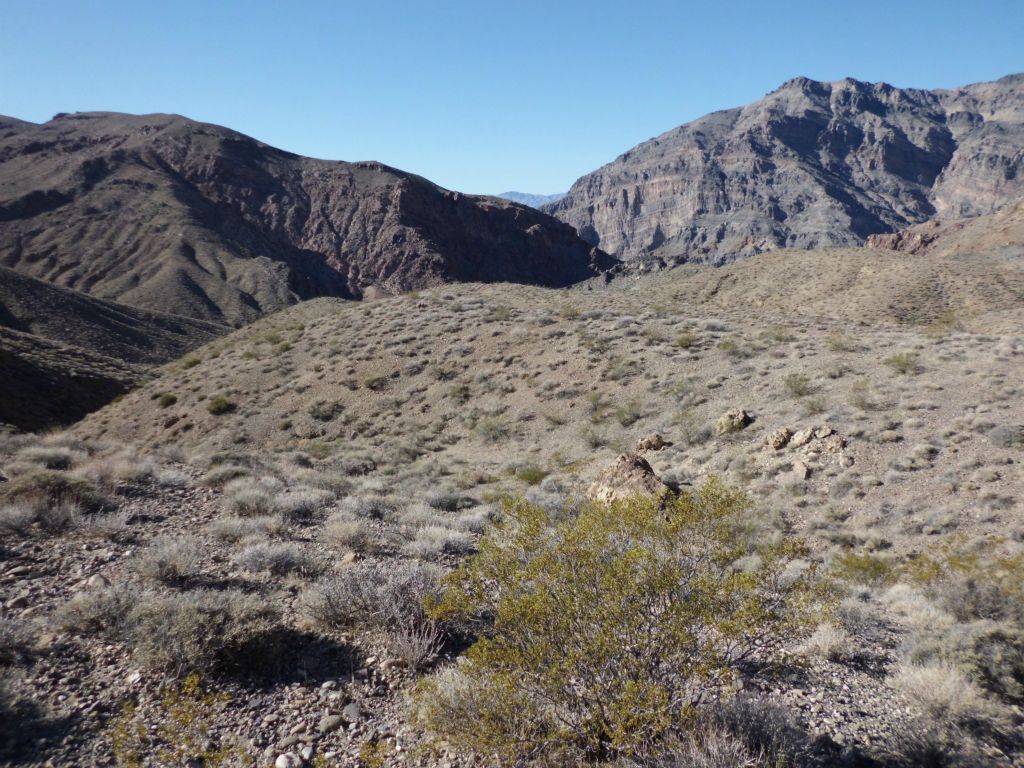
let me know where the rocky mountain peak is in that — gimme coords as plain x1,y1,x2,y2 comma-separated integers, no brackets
548,74,1024,265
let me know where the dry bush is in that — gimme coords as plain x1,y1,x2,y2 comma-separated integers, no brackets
234,542,319,577
58,586,280,677
323,514,383,553
401,525,474,560
0,619,34,666
15,445,86,470
132,537,200,585
303,560,442,632
892,663,1009,735
1,470,110,514
221,476,281,516
799,622,852,661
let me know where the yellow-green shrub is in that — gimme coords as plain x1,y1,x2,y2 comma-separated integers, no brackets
414,479,825,765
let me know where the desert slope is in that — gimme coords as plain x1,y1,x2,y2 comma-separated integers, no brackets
0,112,614,325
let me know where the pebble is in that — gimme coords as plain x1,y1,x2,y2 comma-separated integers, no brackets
274,754,301,768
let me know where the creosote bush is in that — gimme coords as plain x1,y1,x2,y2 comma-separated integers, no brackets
415,480,826,765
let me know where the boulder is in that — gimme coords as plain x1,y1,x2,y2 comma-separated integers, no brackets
586,453,672,504
636,433,671,452
715,409,752,435
766,428,792,450
789,428,815,448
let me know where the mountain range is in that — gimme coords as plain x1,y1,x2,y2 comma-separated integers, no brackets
547,73,1024,265
0,113,613,326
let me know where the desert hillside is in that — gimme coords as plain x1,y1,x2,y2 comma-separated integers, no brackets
0,112,614,326
549,74,1024,265
2,243,1022,765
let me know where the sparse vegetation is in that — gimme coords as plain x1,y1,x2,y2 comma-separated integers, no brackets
416,482,825,763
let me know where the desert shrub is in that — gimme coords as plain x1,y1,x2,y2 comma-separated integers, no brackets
883,352,921,375
340,495,400,521
799,622,851,661
59,587,280,677
16,444,86,470
782,373,817,398
303,560,442,632
831,550,895,587
308,399,344,422
222,477,280,516
514,465,548,486
234,542,319,577
275,487,333,520
877,717,966,768
323,514,383,553
0,620,34,666
415,481,825,764
157,393,178,408
132,536,200,585
614,398,643,427
208,516,283,542
892,663,1009,735
674,330,699,349
1,470,110,513
402,525,474,560
476,419,510,444
0,502,41,536
201,464,250,487
426,490,473,512
206,396,236,415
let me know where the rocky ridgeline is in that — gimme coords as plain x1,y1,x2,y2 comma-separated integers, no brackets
548,74,1024,266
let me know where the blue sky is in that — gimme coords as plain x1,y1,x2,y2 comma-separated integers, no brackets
2,1,1022,194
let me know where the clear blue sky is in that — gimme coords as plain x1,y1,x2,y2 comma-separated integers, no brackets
2,0,1022,195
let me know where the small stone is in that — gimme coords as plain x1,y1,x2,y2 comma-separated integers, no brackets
300,746,315,762
87,574,111,589
318,715,344,734
275,754,301,768
814,426,834,439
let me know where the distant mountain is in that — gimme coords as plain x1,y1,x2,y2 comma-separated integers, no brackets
548,74,1024,265
497,191,566,209
0,266,223,429
0,113,614,325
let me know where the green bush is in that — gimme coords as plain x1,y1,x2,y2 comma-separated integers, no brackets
206,396,236,416
415,480,825,764
883,352,921,375
782,373,817,398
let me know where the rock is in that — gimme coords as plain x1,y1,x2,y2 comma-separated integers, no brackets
790,428,815,448
766,427,793,450
715,409,752,435
586,453,672,504
86,574,111,589
341,702,362,724
318,715,345,735
550,75,1024,266
274,753,302,768
792,461,811,480
635,433,671,452
814,426,834,439
300,745,315,762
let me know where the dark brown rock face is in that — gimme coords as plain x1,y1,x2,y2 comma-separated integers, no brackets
0,113,615,325
548,74,1024,265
